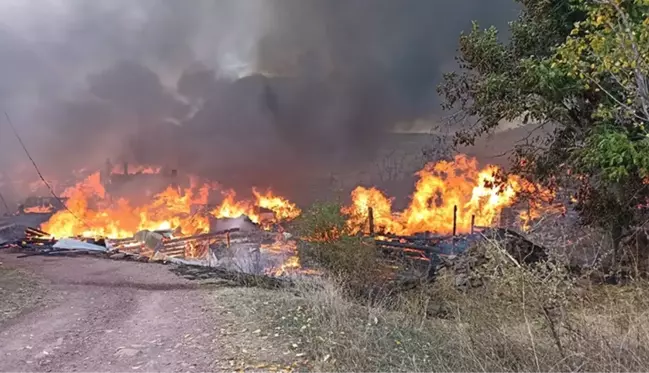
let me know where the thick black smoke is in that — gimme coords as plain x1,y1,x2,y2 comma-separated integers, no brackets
0,0,519,201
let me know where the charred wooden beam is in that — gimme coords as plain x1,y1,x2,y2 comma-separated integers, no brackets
163,228,239,245
168,263,293,289
380,233,453,242
379,245,431,259
25,226,50,238
375,239,443,253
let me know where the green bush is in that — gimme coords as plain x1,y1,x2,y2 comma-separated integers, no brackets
294,201,350,241
294,202,380,288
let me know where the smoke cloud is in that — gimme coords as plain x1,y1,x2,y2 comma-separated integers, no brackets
0,0,519,202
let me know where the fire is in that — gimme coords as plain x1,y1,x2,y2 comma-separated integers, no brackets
23,205,54,214
343,187,403,234
38,154,555,251
40,171,301,239
212,190,258,222
41,172,211,239
210,189,302,226
111,164,161,175
253,188,302,221
509,176,566,230
261,238,301,276
344,155,556,235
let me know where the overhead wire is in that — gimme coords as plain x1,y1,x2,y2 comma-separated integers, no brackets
0,189,9,214
3,111,91,230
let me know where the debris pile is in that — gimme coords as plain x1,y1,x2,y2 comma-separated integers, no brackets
0,225,238,260
373,227,549,283
0,223,22,246
1,212,304,281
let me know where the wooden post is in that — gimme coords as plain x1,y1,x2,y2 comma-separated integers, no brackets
452,205,458,236
226,231,231,248
368,207,375,236
471,215,475,234
123,162,129,175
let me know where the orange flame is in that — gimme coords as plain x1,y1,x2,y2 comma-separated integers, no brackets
41,171,301,239
40,154,555,244
253,188,302,221
111,164,161,175
209,189,302,226
23,205,54,214
344,155,556,235
211,190,258,222
41,172,212,239
261,238,301,276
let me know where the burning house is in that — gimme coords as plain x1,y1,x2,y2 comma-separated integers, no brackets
100,159,182,204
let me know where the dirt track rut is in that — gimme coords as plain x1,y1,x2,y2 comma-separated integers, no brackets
0,254,222,372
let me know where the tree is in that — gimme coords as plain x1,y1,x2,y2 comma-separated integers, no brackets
439,0,649,257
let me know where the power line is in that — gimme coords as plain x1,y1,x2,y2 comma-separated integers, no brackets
3,112,91,230
0,189,9,214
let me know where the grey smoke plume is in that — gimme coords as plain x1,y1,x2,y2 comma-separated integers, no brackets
0,0,519,201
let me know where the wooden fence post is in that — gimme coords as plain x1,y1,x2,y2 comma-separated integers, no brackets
452,205,458,236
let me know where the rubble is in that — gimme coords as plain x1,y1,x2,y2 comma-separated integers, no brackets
53,238,107,252
0,223,18,245
1,208,551,290
133,229,166,252
373,227,549,283
168,262,293,289
12,230,293,286
436,229,550,287
210,215,258,233
1,216,301,287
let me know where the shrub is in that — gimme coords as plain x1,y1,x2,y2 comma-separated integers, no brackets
293,201,349,241
269,239,649,372
294,202,381,289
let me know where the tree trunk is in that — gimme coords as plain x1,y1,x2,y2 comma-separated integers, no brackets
611,221,624,276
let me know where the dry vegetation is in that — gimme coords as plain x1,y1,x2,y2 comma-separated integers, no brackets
249,204,649,372
256,245,649,372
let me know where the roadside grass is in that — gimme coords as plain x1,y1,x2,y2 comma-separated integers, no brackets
209,203,649,372
259,269,649,372
209,261,649,372
207,286,314,372
0,266,46,324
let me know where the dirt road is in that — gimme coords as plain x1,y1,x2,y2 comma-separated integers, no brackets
0,253,222,372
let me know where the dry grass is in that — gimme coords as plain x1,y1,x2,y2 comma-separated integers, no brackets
206,286,313,372
254,240,649,372
220,206,649,371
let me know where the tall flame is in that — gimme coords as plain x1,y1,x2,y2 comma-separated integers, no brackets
254,188,302,221
211,190,257,222
209,189,302,225
344,155,556,235
40,155,554,240
41,172,212,238
41,172,301,239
